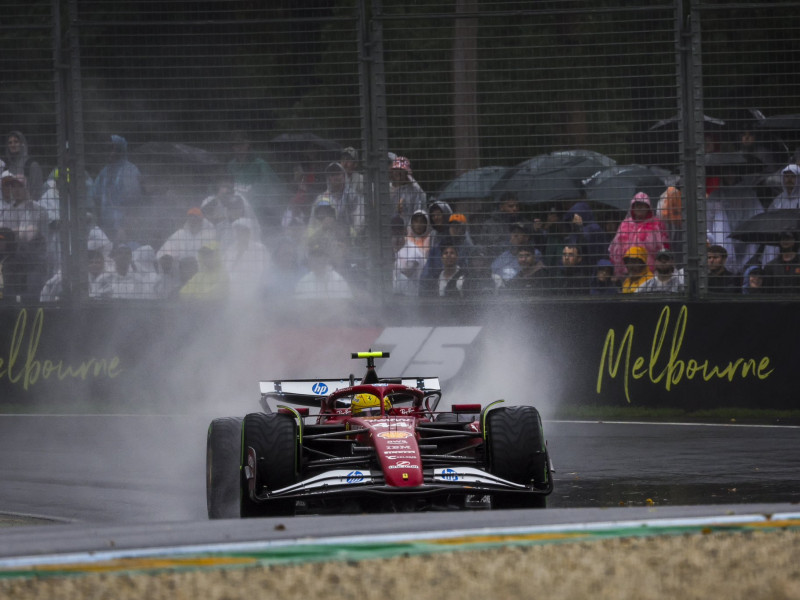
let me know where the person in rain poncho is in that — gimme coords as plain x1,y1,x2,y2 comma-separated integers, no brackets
767,164,800,210
608,192,668,279
407,209,435,261
90,135,143,242
180,241,229,302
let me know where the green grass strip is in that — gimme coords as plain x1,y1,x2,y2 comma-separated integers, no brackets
1,517,798,580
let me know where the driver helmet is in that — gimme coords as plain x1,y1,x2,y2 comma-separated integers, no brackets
351,393,392,416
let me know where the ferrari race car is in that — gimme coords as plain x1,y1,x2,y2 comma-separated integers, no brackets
206,351,553,518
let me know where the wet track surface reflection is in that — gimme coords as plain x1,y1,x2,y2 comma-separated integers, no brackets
544,420,800,509
0,416,798,522
548,480,800,509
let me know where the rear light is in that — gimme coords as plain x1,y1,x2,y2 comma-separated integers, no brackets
279,407,310,416
451,403,481,413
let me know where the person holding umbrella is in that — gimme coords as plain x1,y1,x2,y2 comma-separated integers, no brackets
608,192,669,279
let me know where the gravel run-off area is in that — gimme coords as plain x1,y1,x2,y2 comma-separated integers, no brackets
2,528,800,600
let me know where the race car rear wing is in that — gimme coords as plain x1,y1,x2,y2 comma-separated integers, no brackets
259,377,441,410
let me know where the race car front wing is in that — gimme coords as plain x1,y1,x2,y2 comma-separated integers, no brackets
251,466,551,503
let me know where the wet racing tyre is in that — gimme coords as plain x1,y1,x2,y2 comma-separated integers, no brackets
206,417,243,519
241,412,299,517
486,405,549,509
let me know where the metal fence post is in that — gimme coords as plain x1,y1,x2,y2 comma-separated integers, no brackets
363,0,391,297
680,1,707,299
65,0,89,305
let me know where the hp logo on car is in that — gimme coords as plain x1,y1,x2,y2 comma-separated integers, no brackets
441,468,459,481
311,382,328,395
346,471,364,484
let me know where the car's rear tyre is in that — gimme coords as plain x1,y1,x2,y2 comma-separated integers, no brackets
206,417,243,519
486,406,549,509
241,412,298,517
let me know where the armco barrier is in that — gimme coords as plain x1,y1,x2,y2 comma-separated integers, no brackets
0,301,789,412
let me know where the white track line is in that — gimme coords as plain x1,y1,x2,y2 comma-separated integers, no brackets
2,511,799,570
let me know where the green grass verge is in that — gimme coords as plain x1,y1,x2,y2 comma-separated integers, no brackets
554,405,800,425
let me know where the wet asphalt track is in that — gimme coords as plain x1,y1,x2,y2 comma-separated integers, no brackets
0,415,798,557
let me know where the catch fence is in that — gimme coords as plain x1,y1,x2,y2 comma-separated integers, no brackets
0,0,798,305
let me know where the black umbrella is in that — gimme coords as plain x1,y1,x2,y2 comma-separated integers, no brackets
492,150,615,205
643,114,726,168
729,209,800,245
754,114,800,131
649,114,726,131
268,132,342,155
515,149,616,178
704,152,767,180
583,165,670,212
437,166,512,203
492,166,583,205
130,142,222,168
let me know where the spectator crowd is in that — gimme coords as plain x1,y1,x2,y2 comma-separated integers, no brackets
1,128,798,304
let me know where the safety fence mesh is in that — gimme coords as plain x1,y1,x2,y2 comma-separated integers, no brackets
0,0,798,304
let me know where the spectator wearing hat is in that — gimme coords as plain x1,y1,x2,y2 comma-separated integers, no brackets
608,192,669,280
706,244,739,294
390,156,426,225
420,213,475,284
157,207,218,261
621,246,653,294
637,249,684,294
491,221,532,283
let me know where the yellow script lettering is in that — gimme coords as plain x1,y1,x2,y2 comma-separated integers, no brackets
596,305,772,403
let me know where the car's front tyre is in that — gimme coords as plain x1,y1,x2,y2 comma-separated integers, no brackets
486,405,549,509
240,412,298,517
206,417,243,519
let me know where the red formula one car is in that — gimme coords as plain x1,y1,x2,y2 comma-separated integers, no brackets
206,352,553,518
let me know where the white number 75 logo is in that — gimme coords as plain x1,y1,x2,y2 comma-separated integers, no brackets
373,326,481,382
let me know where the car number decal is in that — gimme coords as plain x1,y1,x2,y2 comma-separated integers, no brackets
378,431,412,439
